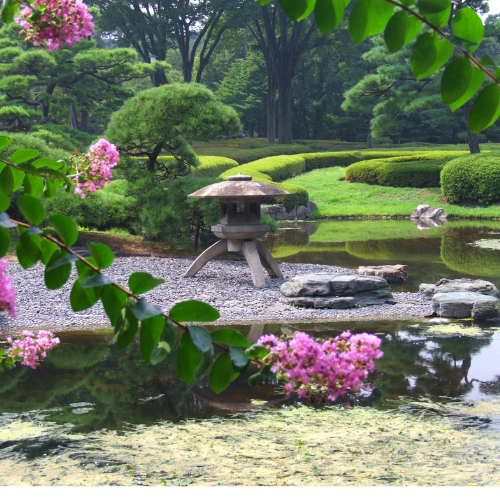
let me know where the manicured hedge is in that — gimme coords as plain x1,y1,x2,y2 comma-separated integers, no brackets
191,156,239,178
345,152,467,188
193,144,313,164
441,153,500,205
299,151,420,171
218,155,308,209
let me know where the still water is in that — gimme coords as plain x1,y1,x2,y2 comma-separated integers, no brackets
263,219,500,291
2,219,500,433
1,320,500,433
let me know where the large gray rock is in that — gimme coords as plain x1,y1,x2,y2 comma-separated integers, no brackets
432,292,500,319
280,274,395,309
420,278,499,298
356,264,408,284
410,205,447,219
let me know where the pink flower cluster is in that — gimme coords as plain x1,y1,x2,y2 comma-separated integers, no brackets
16,0,94,51
0,258,17,318
258,331,383,403
73,139,119,198
4,330,60,369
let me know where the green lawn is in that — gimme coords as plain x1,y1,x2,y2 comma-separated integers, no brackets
291,167,500,217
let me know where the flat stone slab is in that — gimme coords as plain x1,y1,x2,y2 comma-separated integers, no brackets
432,292,500,320
356,265,408,284
420,278,499,298
280,274,395,309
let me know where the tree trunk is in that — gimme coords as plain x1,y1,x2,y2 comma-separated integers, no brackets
464,100,481,154
367,130,372,149
147,142,164,173
267,70,276,143
277,80,292,144
69,103,79,130
80,110,88,133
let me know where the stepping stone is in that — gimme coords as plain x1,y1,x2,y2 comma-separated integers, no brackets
356,264,408,284
420,278,499,298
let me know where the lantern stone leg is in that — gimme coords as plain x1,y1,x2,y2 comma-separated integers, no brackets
255,240,283,279
184,239,228,278
241,240,266,288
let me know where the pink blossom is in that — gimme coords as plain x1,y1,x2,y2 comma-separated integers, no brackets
73,138,119,198
0,258,17,318
16,0,94,51
3,330,60,369
258,330,383,404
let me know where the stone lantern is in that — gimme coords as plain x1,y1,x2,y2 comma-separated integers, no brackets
183,173,290,288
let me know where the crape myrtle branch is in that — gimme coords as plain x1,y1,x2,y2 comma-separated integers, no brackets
386,0,499,85
8,217,264,366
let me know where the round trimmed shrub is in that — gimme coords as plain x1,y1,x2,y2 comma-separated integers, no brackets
441,153,500,205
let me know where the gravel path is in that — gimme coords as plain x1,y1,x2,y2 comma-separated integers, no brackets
0,256,433,332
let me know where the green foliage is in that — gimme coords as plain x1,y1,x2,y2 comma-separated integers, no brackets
193,144,313,165
106,83,241,176
346,152,466,188
191,156,239,178
441,153,500,205
42,180,138,232
0,132,71,163
300,151,421,170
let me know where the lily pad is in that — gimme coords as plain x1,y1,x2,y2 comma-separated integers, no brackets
423,323,499,338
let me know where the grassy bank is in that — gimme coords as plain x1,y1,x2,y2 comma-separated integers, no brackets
291,167,500,218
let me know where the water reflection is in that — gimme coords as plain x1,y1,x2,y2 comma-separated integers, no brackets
1,320,499,432
263,220,500,291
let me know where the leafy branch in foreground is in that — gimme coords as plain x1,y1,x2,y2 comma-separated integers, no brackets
262,0,500,133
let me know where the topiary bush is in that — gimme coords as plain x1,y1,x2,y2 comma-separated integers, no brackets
441,153,500,205
346,152,466,188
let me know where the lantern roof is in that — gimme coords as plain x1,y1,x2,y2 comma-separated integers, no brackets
187,173,291,198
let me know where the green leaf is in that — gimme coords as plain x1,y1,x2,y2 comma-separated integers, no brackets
425,4,451,28
0,193,10,212
278,0,309,20
87,242,114,270
417,0,449,15
193,345,214,378
177,331,203,384
449,66,485,112
80,274,112,288
0,212,16,228
128,272,165,294
188,325,213,353
411,31,436,78
40,239,58,265
43,178,58,199
33,158,65,170
16,231,42,269
1,0,18,23
415,33,454,80
452,7,483,51
245,344,270,360
46,252,78,269
11,167,25,192
24,175,44,199
101,284,128,327
258,0,274,5
297,0,316,21
114,297,139,350
248,370,263,388
133,298,162,320
140,314,165,363
169,300,220,323
17,195,44,226
314,0,344,33
45,249,72,290
0,166,14,196
211,328,251,347
150,340,172,366
469,83,500,133
70,267,102,312
209,352,240,394
48,214,78,246
0,136,13,150
384,11,408,53
10,149,40,164
28,226,43,235
229,346,250,369
349,0,376,43
76,257,97,276
367,0,393,36
480,55,496,67
441,56,472,105
0,227,9,258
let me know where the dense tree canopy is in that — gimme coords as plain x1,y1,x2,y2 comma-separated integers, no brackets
105,83,241,174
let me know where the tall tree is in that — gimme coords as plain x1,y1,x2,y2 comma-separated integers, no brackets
0,24,159,133
92,0,248,85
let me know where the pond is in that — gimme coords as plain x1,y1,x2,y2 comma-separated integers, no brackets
2,319,500,434
263,219,500,292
